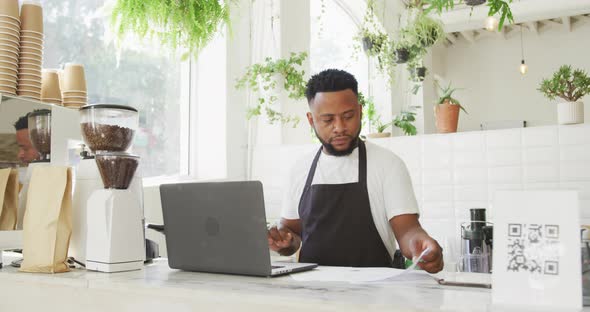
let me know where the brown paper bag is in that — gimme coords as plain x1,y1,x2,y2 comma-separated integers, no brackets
0,168,18,230
20,166,73,273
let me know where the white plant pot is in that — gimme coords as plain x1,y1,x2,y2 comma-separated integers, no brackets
557,101,584,125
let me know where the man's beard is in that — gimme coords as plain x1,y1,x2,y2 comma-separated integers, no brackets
313,126,362,157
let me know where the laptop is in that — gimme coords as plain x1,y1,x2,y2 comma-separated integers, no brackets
159,180,317,277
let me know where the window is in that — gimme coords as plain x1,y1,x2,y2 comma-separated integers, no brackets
43,0,188,178
310,0,369,96
310,0,392,132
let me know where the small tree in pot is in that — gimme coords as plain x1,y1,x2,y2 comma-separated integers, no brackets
435,82,467,133
538,65,590,125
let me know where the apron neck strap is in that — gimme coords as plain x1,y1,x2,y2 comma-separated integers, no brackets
304,139,367,188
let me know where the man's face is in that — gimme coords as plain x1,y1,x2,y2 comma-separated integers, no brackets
16,129,39,164
307,89,362,156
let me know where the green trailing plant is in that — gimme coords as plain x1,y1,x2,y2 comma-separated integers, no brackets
317,0,327,38
436,81,467,114
353,0,398,84
356,28,389,57
111,0,231,58
423,0,514,31
538,65,590,102
235,52,308,127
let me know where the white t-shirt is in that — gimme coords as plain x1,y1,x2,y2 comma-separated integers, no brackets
281,141,419,258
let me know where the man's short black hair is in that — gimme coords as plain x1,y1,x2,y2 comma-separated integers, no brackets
13,114,28,131
305,69,358,103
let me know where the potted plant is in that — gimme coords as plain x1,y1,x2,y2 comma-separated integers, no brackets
110,0,230,58
538,65,590,125
360,93,391,138
408,13,445,49
360,94,418,137
464,0,486,6
393,110,418,136
434,82,467,133
357,28,389,57
408,56,427,82
394,44,410,64
235,52,308,127
425,0,514,31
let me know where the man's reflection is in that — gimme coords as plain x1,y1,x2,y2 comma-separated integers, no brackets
13,114,39,165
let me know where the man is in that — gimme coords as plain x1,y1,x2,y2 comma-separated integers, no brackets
267,69,443,273
13,114,39,165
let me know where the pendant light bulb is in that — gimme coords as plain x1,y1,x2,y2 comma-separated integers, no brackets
519,26,527,75
485,16,498,31
519,60,528,75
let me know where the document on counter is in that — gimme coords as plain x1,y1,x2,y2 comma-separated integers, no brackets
289,266,436,284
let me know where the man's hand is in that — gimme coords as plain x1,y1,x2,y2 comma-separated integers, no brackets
408,233,444,273
267,225,294,252
390,214,444,273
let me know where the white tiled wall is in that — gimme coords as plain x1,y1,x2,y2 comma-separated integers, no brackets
252,124,590,254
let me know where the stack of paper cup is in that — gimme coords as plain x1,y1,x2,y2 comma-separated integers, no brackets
40,69,61,105
17,1,43,100
0,0,21,96
61,63,87,108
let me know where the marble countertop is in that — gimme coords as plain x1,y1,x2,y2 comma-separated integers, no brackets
0,253,583,312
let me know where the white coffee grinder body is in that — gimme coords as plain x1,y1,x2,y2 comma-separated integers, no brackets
85,173,145,272
69,156,102,264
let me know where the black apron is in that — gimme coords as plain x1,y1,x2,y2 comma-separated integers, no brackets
298,140,392,267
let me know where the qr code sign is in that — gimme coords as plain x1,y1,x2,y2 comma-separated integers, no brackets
506,224,560,275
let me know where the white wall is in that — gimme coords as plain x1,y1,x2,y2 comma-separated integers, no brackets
429,21,590,133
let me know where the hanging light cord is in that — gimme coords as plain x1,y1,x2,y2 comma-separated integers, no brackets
520,25,524,61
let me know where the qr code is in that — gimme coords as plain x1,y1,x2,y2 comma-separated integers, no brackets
506,224,560,275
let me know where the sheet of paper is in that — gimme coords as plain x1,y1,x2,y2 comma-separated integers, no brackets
290,266,435,283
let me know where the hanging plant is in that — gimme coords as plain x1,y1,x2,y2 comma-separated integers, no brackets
353,0,397,84
409,13,445,49
357,29,389,56
111,0,231,58
235,52,308,127
464,0,486,6
354,0,390,56
423,0,514,31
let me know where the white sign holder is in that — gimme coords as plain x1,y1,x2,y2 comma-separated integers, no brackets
492,190,581,310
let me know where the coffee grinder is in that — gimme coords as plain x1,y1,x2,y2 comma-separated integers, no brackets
27,109,52,163
78,104,145,272
460,208,494,273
